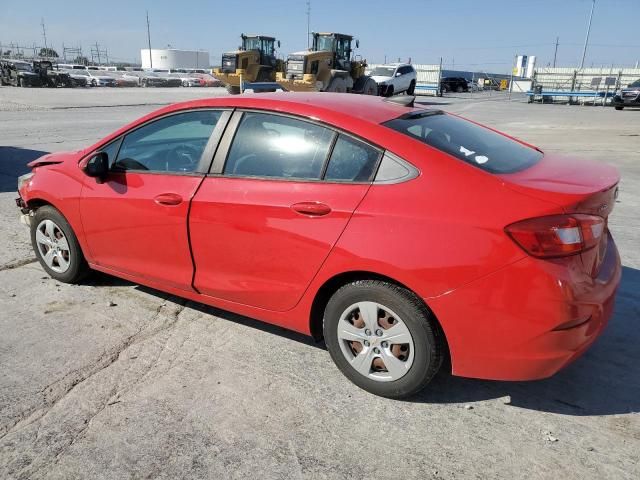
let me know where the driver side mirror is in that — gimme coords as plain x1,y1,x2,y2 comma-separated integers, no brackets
395,72,402,77
355,39,360,49
277,40,281,48
85,151,109,182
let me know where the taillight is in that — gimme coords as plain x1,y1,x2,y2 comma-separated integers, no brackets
505,214,605,258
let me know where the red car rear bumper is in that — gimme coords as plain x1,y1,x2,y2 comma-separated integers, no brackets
428,233,621,381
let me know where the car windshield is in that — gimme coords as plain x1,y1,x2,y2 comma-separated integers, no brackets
70,70,89,76
629,79,640,88
15,63,33,71
371,67,395,77
383,111,543,174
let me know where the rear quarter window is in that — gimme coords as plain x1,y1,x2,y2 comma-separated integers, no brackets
383,111,542,174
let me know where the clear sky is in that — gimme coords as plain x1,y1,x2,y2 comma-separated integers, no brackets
1,0,639,72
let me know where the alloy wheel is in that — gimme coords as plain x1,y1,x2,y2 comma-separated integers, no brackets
35,219,71,273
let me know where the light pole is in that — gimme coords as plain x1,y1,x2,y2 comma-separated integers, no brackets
306,1,311,49
580,0,595,69
146,11,153,69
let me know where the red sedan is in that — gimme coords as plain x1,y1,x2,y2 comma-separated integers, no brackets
16,93,621,398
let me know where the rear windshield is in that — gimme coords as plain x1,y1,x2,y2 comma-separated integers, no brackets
383,111,543,174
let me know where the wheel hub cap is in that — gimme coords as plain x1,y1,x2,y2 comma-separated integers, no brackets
337,301,415,382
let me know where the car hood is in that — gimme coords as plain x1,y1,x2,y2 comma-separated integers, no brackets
371,75,392,83
27,150,84,169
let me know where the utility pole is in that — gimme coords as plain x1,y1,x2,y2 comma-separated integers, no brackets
553,36,559,67
95,43,101,64
146,10,153,68
306,1,311,49
580,0,595,69
41,18,48,54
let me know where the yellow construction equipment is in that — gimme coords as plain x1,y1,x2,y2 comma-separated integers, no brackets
214,34,283,94
276,33,378,94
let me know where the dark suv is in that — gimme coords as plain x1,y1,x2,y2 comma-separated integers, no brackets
613,79,640,110
440,77,468,93
0,60,43,87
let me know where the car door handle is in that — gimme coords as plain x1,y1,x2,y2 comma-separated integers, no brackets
154,193,183,206
291,202,332,217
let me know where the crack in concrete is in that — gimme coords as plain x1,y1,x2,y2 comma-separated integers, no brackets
6,296,190,479
0,296,186,442
0,257,37,272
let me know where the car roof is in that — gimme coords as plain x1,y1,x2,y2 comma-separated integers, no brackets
161,92,423,126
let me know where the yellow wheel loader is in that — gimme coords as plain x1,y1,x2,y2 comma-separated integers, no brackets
276,33,378,95
214,34,283,94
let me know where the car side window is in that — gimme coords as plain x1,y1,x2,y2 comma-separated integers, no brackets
113,110,221,173
324,134,381,182
224,112,334,179
99,138,122,165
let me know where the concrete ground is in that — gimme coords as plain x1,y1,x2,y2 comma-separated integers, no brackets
0,87,638,480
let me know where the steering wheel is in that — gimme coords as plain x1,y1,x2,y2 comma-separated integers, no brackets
232,153,258,175
166,144,201,172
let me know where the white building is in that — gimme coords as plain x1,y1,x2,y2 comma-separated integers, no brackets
140,49,210,70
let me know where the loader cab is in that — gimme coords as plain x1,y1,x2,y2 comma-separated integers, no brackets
312,33,355,71
241,34,278,68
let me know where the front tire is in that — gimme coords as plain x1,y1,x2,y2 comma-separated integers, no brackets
407,80,416,95
226,85,241,95
325,76,347,93
30,206,89,284
615,106,624,110
323,280,443,398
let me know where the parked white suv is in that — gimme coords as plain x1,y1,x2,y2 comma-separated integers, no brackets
369,63,417,96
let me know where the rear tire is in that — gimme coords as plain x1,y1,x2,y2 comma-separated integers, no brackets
30,205,90,284
456,85,464,93
407,80,416,95
615,106,624,110
359,77,378,95
323,280,443,399
325,76,347,93
226,85,241,95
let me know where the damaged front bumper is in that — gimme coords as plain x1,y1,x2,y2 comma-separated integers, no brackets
15,196,32,226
